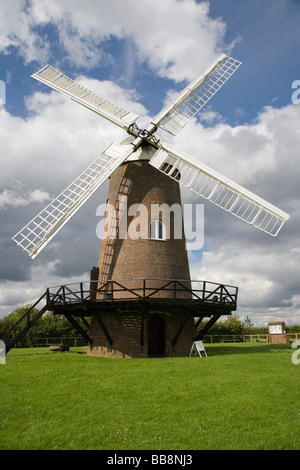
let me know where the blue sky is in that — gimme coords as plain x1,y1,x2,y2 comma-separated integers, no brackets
2,0,299,122
0,0,300,326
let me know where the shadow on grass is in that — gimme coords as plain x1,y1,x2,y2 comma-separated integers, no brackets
205,343,291,357
7,346,86,357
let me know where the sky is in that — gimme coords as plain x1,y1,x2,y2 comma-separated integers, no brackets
0,0,300,326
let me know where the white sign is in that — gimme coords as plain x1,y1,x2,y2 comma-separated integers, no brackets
269,324,282,335
189,340,207,357
0,340,6,364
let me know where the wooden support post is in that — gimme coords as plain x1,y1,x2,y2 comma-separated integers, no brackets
202,281,206,301
195,315,206,329
79,315,90,330
46,288,50,304
5,305,49,353
90,267,99,301
194,313,223,341
64,313,92,346
171,312,190,351
94,312,113,350
140,310,144,353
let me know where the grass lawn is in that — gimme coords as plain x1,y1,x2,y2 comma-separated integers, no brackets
0,342,299,450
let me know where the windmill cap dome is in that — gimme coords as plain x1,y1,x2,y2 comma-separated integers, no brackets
121,135,164,162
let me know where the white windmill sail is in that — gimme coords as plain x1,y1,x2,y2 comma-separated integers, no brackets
149,141,289,236
12,143,136,258
12,53,289,260
150,54,242,136
31,65,139,131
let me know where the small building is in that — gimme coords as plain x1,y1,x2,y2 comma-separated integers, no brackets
268,321,289,343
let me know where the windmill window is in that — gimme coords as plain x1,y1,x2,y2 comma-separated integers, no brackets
149,220,165,240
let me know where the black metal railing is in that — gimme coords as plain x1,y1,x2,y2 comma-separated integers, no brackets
46,278,238,307
2,278,237,353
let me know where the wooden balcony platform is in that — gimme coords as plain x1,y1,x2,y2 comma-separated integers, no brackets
3,278,238,353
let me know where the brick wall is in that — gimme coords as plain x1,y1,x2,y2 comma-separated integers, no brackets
88,308,196,358
97,151,191,295
89,144,195,357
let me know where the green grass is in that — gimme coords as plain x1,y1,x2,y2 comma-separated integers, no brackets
0,343,299,450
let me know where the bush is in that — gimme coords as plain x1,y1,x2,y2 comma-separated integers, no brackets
0,306,87,347
198,314,245,337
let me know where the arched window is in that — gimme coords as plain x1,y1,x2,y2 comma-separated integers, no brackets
149,219,164,240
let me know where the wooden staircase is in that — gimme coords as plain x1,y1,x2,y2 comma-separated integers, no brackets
2,292,50,353
2,290,92,354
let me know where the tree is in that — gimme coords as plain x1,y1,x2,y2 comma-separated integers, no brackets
222,314,245,335
0,306,86,348
242,315,254,334
195,313,246,338
0,305,40,347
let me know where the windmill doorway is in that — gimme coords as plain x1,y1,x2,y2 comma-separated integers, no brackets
148,314,165,357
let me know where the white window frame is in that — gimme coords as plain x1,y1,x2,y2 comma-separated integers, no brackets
149,219,165,240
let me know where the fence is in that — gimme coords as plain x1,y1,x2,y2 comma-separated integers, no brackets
32,337,87,348
8,333,300,349
47,278,238,306
202,333,300,343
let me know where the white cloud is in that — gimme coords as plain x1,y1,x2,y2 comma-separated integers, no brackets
2,92,299,325
176,103,300,203
0,0,50,63
0,75,148,198
0,76,150,296
0,0,234,80
0,179,50,209
0,0,299,327
177,104,300,326
0,261,90,314
190,243,300,327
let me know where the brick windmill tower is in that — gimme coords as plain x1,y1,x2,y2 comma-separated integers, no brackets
12,54,289,357
90,138,194,357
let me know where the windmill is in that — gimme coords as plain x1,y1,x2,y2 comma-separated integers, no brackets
12,54,289,357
